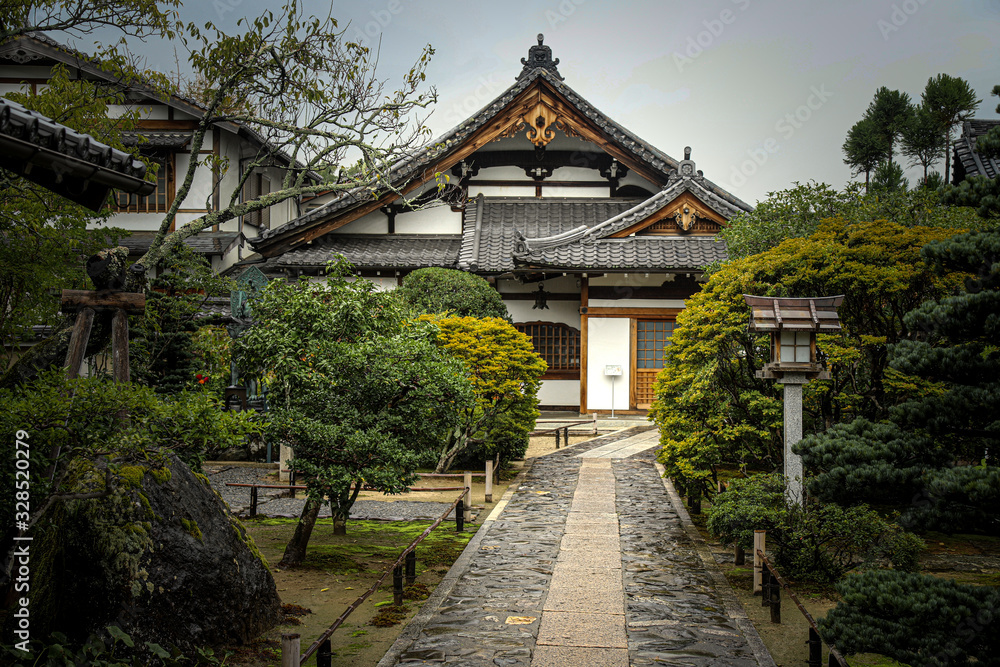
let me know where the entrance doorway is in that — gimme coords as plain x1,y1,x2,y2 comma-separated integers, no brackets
630,319,674,409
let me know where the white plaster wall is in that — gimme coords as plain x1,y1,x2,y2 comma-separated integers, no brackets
476,166,525,180
499,276,578,293
0,83,29,95
506,300,578,328
589,299,687,309
617,170,660,194
105,213,163,231
587,317,630,411
469,184,536,198
551,166,605,182
541,186,609,198
394,206,462,234
333,209,388,234
175,154,214,210
591,273,676,287
537,380,579,407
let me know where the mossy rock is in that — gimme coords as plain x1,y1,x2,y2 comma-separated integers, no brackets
9,451,280,651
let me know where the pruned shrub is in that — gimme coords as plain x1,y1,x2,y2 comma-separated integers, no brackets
819,570,1000,666
706,473,922,582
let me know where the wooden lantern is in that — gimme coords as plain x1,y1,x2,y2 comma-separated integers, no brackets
743,295,843,380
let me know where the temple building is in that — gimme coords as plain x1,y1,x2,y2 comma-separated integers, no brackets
249,35,752,413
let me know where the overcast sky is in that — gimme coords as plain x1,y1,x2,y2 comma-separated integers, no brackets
90,0,1000,205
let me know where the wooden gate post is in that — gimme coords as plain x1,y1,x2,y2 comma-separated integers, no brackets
753,530,766,594
485,460,493,503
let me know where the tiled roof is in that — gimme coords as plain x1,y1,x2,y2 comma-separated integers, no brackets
953,119,1000,182
458,196,726,272
0,97,152,210
460,197,636,272
266,235,462,270
517,236,728,271
117,232,239,255
253,62,752,251
121,130,192,148
196,296,233,321
509,174,743,260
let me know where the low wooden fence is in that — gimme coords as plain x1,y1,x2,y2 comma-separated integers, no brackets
753,531,849,667
531,416,598,448
280,489,470,667
232,461,498,517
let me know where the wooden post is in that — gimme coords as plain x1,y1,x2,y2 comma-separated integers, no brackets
807,627,822,667
63,307,95,379
317,638,332,667
485,460,493,503
249,486,258,519
405,549,416,585
281,633,300,667
463,472,472,520
555,428,561,448
753,530,766,594
111,308,129,383
393,564,404,606
769,571,781,623
563,426,569,446
456,498,464,532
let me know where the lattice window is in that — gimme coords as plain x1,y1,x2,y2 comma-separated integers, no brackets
242,172,271,229
636,320,674,369
116,157,170,213
514,322,580,374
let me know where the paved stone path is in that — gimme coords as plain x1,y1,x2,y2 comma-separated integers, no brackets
378,432,774,667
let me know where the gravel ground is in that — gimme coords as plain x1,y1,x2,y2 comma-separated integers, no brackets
204,464,476,521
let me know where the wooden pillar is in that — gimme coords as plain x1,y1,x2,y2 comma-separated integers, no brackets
281,633,300,667
112,308,129,383
64,307,95,379
753,530,766,595
485,460,493,503
463,472,472,521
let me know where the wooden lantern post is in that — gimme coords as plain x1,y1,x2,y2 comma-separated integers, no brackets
743,295,843,506
60,289,146,381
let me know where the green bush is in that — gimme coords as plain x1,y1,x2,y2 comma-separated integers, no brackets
2,626,230,666
819,570,1000,666
397,268,510,320
705,474,922,582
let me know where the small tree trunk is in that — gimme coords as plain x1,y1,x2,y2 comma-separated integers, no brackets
279,496,322,567
332,512,347,535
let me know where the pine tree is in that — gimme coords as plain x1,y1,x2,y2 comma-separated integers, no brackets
797,230,1000,533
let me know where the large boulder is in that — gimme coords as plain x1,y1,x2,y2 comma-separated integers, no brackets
20,450,280,651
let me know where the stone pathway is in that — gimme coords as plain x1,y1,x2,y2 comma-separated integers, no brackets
378,432,774,667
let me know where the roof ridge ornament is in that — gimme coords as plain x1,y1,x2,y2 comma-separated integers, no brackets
677,146,696,178
518,33,564,81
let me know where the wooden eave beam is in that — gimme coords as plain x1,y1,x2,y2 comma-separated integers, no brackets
258,79,673,257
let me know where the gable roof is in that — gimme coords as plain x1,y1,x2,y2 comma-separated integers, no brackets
953,119,1000,182
259,235,462,271
250,36,751,258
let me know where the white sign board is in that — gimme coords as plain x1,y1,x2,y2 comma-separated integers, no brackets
604,364,623,376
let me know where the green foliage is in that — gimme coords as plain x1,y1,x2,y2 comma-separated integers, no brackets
843,117,889,188
130,246,234,395
797,230,1000,533
718,181,982,263
423,315,545,472
864,87,914,164
396,268,510,320
654,214,966,496
236,261,472,532
901,104,947,181
819,570,1000,666
871,160,908,193
2,626,230,666
0,370,258,534
705,474,921,582
939,174,1000,219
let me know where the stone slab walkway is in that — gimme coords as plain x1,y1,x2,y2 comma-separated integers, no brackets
378,433,775,667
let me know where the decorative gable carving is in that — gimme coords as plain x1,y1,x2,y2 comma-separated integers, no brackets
610,191,727,237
